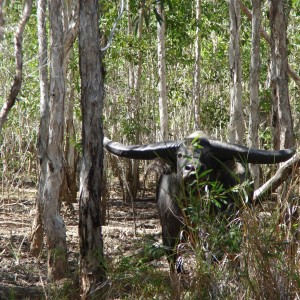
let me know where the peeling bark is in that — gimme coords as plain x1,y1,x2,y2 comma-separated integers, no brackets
30,0,49,257
269,0,294,150
248,0,261,190
43,0,67,280
78,0,106,297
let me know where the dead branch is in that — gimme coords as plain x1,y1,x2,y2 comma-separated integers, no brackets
239,0,300,87
254,152,300,201
0,0,33,134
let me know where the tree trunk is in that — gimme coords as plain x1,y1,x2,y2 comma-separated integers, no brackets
124,0,140,203
43,0,67,280
192,0,201,130
269,0,296,272
130,1,145,201
157,1,169,141
78,0,106,297
248,0,261,190
269,0,294,150
61,1,79,207
228,0,244,144
30,0,49,257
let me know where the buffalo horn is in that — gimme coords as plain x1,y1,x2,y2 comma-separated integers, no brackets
103,137,182,161
198,138,295,164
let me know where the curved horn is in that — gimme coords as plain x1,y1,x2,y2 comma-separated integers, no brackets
104,137,182,160
197,138,295,164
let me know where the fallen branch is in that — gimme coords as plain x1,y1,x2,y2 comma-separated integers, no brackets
254,152,300,201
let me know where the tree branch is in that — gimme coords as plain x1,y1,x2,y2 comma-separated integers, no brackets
0,0,33,134
239,0,300,87
253,152,300,201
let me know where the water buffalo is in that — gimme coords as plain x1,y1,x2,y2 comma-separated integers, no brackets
104,131,294,270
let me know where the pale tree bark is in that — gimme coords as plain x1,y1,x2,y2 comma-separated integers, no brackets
269,0,296,269
157,1,169,141
78,0,106,297
269,0,294,150
30,0,49,257
228,0,244,144
43,0,67,280
192,0,201,130
248,0,261,190
0,0,32,134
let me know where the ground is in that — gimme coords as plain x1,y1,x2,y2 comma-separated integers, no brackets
0,186,169,299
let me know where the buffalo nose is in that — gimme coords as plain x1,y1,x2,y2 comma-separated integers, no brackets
182,164,196,179
185,165,195,172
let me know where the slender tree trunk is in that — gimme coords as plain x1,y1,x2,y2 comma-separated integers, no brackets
228,0,244,144
125,0,140,202
43,0,67,280
157,1,169,141
130,0,145,200
248,0,261,190
269,0,294,150
78,0,106,297
30,0,49,257
193,0,201,130
62,1,79,207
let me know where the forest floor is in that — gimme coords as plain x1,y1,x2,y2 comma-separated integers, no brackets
0,185,170,300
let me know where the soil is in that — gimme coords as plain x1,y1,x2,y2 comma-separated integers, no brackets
0,186,168,299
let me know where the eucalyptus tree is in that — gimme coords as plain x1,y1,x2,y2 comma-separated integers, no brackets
248,0,261,189
269,0,294,150
30,0,49,257
228,0,244,144
157,0,169,141
192,0,201,129
124,0,145,201
43,0,68,280
78,0,106,296
29,0,69,280
61,1,79,207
